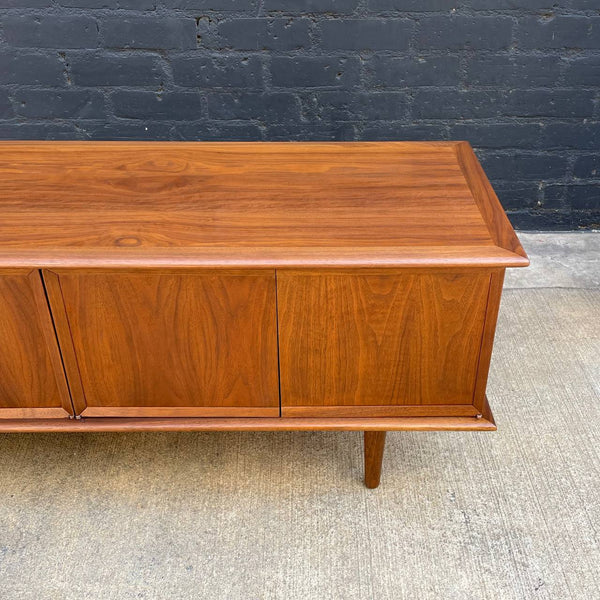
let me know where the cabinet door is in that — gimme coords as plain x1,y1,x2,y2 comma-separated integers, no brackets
0,270,73,418
44,270,279,417
278,270,492,418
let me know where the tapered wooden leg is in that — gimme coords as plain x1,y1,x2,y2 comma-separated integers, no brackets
364,431,387,489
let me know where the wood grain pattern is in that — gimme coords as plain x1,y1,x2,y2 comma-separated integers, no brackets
472,269,506,413
0,407,70,419
0,269,73,417
81,407,278,418
282,405,480,418
455,142,528,260
27,270,74,413
0,141,528,269
0,245,529,269
42,269,88,415
45,269,279,417
0,413,497,432
364,431,387,489
278,270,491,412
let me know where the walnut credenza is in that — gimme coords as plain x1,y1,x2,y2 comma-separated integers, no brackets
0,141,528,488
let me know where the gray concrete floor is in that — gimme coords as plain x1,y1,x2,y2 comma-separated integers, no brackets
505,232,600,289
0,233,598,600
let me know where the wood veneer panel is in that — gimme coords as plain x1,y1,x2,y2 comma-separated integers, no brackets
42,269,88,415
0,407,70,419
473,269,506,413
45,270,279,417
282,405,480,418
81,407,279,418
278,270,491,410
0,270,72,417
0,141,528,268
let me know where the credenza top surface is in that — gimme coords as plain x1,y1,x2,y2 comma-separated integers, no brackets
0,141,528,268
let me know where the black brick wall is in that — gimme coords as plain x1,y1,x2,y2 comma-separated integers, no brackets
0,1,599,230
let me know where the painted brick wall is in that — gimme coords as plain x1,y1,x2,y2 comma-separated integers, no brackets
0,1,599,229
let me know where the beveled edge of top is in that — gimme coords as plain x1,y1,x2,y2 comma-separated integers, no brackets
0,140,529,269
0,140,458,148
0,245,529,269
454,141,529,267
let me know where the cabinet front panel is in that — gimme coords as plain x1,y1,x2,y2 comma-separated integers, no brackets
46,270,279,417
0,270,72,418
278,270,491,414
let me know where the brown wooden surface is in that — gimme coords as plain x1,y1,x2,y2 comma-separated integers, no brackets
0,141,528,269
480,395,496,427
42,269,88,415
473,269,506,413
28,270,74,414
455,142,527,260
80,407,278,418
0,407,70,419
0,269,73,417
0,245,528,269
0,412,497,432
282,405,480,418
364,431,387,489
44,269,279,417
278,269,491,412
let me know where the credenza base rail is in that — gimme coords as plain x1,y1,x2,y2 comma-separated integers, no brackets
0,414,495,433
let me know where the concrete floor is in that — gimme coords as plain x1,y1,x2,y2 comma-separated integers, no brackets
505,232,600,290
0,233,598,600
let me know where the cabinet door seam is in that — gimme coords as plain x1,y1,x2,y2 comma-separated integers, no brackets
35,270,76,417
274,269,283,418
41,270,88,416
